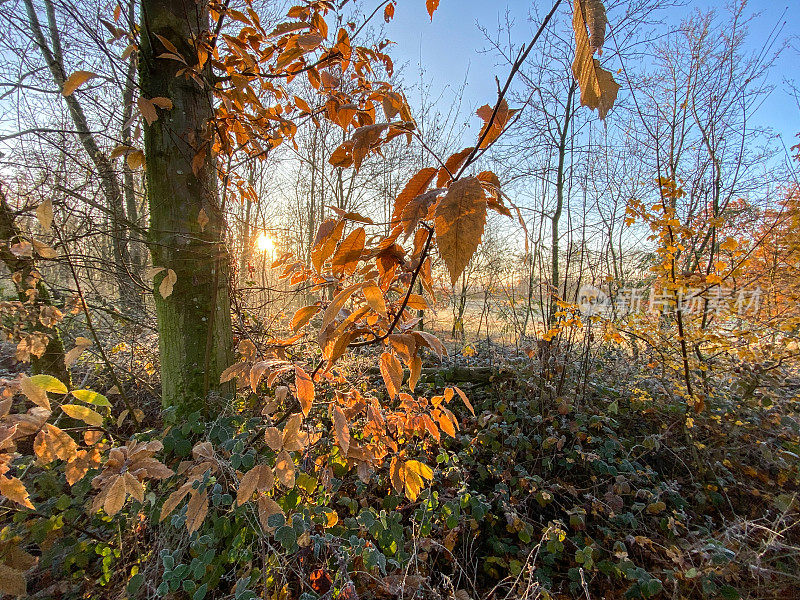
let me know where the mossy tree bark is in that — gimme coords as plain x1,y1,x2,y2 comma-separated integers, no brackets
0,185,70,385
140,0,233,415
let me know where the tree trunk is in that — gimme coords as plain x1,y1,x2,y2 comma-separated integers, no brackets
140,0,233,415
550,81,576,327
0,184,69,384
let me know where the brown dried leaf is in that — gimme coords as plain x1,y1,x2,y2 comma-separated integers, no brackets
158,269,177,298
19,375,50,410
379,352,403,399
257,495,284,532
434,177,487,286
274,449,295,488
333,405,350,457
331,227,365,275
295,366,314,416
391,167,437,225
363,283,387,318
185,490,209,533
0,563,27,596
0,476,34,509
572,0,619,119
237,466,261,506
36,199,53,231
291,305,319,332
104,475,126,516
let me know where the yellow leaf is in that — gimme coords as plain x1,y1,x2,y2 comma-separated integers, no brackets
127,149,145,169
104,475,127,516
71,389,111,407
62,70,97,96
435,177,487,286
323,509,338,528
333,405,350,457
29,374,67,395
405,460,434,481
720,237,739,252
61,403,103,427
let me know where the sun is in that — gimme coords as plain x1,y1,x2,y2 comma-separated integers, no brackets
255,232,275,254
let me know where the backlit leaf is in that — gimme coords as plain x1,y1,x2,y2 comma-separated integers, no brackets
62,71,97,96
331,227,365,275
291,305,319,331
29,374,67,395
0,476,34,509
572,0,619,119
392,167,437,225
274,449,295,488
322,283,362,330
363,283,387,318
61,404,103,427
333,405,350,457
295,366,314,416
379,352,403,399
71,389,111,407
36,198,53,231
435,177,487,286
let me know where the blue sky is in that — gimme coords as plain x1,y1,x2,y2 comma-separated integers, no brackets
383,0,800,147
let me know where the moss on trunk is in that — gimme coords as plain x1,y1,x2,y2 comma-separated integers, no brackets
140,0,233,415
